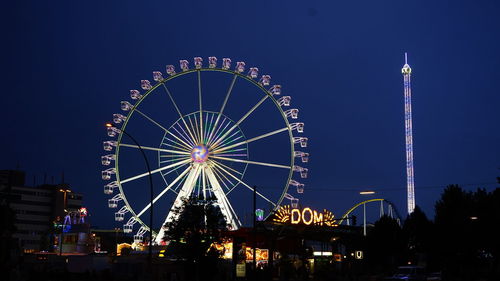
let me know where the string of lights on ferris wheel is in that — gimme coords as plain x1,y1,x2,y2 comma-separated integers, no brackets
101,56,309,245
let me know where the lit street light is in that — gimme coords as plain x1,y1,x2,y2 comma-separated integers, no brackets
359,190,375,236
359,191,375,195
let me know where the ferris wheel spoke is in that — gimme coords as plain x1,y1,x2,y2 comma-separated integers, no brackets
235,95,269,126
156,165,203,243
192,113,202,145
214,134,244,150
203,113,210,144
201,167,207,200
211,156,290,169
211,161,276,207
210,166,234,192
119,143,190,155
169,165,202,216
187,114,201,145
198,71,204,144
135,165,192,218
206,74,238,145
159,156,190,164
161,161,191,178
209,159,244,176
160,154,190,158
160,140,191,152
207,119,231,147
176,122,197,147
210,95,269,150
205,166,241,229
120,158,192,184
205,115,216,145
166,129,195,151
212,127,289,154
171,125,196,148
211,147,247,154
172,170,191,193
211,150,248,158
211,165,241,198
212,154,248,158
133,108,170,132
162,84,198,145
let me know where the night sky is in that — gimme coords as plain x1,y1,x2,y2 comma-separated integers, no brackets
2,1,499,229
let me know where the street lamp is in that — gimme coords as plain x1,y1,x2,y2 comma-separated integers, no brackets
106,123,154,264
359,190,375,236
359,191,375,195
253,185,257,280
58,188,71,255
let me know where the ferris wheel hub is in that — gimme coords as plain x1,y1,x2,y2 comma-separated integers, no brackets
191,145,209,163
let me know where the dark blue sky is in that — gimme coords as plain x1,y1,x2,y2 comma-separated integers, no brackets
2,1,499,228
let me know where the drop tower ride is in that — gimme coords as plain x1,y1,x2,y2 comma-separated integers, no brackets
402,53,415,214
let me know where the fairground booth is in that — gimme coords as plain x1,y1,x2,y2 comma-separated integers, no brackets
214,205,366,280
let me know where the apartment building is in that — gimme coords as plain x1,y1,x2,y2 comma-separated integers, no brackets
0,170,83,252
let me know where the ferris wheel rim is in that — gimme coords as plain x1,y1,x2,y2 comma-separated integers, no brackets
113,67,296,235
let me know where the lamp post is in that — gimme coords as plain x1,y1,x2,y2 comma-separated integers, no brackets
253,185,257,280
106,123,154,264
359,190,375,236
59,188,70,256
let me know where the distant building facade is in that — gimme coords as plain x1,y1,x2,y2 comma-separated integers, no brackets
0,170,83,253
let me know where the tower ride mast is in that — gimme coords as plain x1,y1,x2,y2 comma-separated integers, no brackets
402,53,415,214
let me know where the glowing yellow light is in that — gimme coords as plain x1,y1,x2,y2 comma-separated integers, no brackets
291,209,301,224
245,248,269,261
301,208,313,225
313,251,333,256
313,211,323,226
272,205,337,227
116,243,132,256
359,191,375,195
158,249,166,258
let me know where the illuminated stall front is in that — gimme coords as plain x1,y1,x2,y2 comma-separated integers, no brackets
224,205,365,280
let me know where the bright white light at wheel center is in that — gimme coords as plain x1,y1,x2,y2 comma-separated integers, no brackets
191,145,209,163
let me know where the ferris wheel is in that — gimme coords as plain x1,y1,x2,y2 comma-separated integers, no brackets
101,57,309,244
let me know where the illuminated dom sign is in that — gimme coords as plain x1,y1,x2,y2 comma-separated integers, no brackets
272,205,337,227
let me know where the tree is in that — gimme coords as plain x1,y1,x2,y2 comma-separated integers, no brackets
365,215,405,274
162,197,229,281
402,205,434,268
434,184,500,280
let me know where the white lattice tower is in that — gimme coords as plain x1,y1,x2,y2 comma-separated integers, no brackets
402,53,415,214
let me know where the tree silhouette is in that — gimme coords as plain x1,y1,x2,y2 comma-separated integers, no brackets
402,205,435,268
365,215,405,274
161,197,229,281
434,184,500,280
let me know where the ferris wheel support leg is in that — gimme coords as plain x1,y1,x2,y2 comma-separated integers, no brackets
155,164,201,244
205,166,241,230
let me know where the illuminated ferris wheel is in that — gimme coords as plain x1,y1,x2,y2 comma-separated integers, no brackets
101,57,309,244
